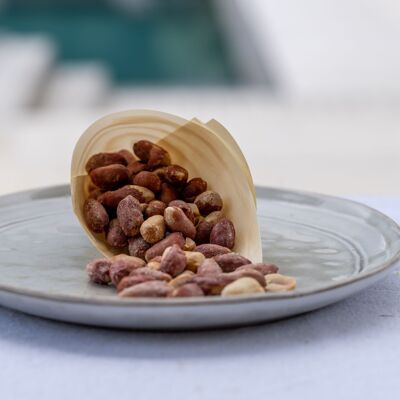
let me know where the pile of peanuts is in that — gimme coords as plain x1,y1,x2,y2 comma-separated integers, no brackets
84,140,296,297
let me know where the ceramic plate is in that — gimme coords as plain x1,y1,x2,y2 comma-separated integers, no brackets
0,185,399,330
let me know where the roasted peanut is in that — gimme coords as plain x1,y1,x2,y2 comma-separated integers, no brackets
98,185,145,209
85,152,127,173
164,165,188,185
221,277,264,297
145,200,166,218
106,219,128,248
169,200,195,223
205,210,225,224
194,190,223,216
195,220,213,244
86,258,112,284
210,218,235,249
133,140,170,168
168,270,195,288
170,283,204,297
147,259,161,270
182,177,207,202
188,203,200,217
160,244,187,277
164,206,196,239
197,258,223,276
265,274,296,292
89,164,130,191
159,182,178,204
133,171,161,193
237,263,279,276
127,160,147,177
130,185,155,203
130,266,171,282
140,215,166,244
119,280,173,298
128,236,151,259
152,166,167,180
117,267,171,292
117,149,136,164
225,268,266,287
213,253,251,273
117,195,144,236
188,275,231,295
109,255,146,285
183,237,196,251
84,199,109,233
194,244,231,258
145,232,185,261
117,275,157,292
184,251,205,273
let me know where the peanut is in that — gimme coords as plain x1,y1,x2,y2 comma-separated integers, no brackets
265,274,296,292
188,203,200,217
109,255,146,285
164,165,188,185
89,164,130,190
169,200,195,223
160,244,187,277
213,253,251,273
85,152,127,173
127,160,147,177
210,218,235,249
106,219,128,248
195,220,213,244
237,263,279,276
119,280,173,298
194,244,231,258
147,260,161,270
130,266,171,282
221,277,264,297
130,185,155,203
168,270,195,288
182,177,207,202
117,149,136,164
194,190,223,216
205,210,225,224
188,275,231,295
170,283,204,297
145,200,166,218
145,232,185,262
184,251,205,273
197,258,222,276
117,195,144,236
86,258,112,285
133,171,161,193
159,182,178,204
128,236,151,259
164,206,196,239
140,215,166,244
117,275,156,292
84,199,109,233
183,237,196,251
225,268,266,287
133,140,170,168
98,185,145,209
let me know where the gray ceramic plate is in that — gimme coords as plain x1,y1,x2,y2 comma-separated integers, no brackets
0,185,399,330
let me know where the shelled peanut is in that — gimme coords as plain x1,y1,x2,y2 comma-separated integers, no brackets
84,140,296,297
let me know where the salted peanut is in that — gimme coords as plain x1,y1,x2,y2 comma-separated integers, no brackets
184,251,205,273
117,267,171,291
226,268,266,287
117,195,144,236
117,275,155,292
109,255,146,286
205,210,224,224
86,258,112,285
195,220,213,244
265,274,296,292
84,199,109,233
140,215,166,244
188,275,231,295
119,280,173,298
160,244,186,277
130,185,155,203
127,160,147,177
195,215,204,227
117,149,136,164
85,152,127,173
145,200,166,218
169,200,195,223
159,182,179,204
168,270,195,288
197,258,222,276
164,206,196,239
210,218,235,249
128,236,151,259
89,164,130,191
130,266,171,281
237,263,279,276
133,171,161,193
98,185,145,209
182,177,207,202
170,283,204,297
194,190,223,216
194,244,231,258
106,219,128,248
145,232,185,262
183,237,196,251
147,260,161,270
221,277,264,297
139,203,148,213
213,253,251,273
152,166,167,180
164,165,188,186
133,140,171,168
187,203,200,217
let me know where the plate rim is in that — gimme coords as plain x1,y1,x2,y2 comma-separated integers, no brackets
0,184,399,307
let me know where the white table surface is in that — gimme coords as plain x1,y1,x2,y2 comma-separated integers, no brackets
0,196,399,400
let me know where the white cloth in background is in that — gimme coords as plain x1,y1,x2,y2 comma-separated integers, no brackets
0,197,399,400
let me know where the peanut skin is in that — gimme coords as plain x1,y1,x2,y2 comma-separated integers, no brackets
117,195,144,237
119,280,173,297
128,236,151,259
86,258,112,285
159,183,178,204
133,171,161,193
159,244,187,277
194,244,231,258
213,253,251,273
197,258,223,276
109,255,146,285
106,219,128,248
145,232,185,262
164,165,188,186
182,177,207,202
170,283,204,297
210,218,235,249
237,263,279,275
89,164,130,190
145,200,167,218
194,190,223,216
85,152,127,173
84,199,109,233
98,185,145,209
164,206,196,239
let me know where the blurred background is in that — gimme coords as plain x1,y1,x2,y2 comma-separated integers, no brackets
0,0,399,196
